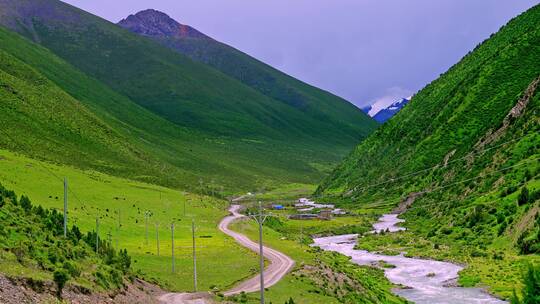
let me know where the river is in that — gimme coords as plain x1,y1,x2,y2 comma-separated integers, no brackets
312,214,507,304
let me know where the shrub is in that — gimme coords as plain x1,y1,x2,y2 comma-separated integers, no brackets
285,297,296,304
19,195,32,211
498,220,508,236
517,228,540,254
63,261,80,278
117,249,131,273
511,264,540,304
53,269,70,298
518,188,530,206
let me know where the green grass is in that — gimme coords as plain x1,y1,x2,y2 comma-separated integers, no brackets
0,149,259,292
244,184,318,202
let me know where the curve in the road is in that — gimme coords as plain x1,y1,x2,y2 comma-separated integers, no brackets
159,204,295,303
220,205,295,296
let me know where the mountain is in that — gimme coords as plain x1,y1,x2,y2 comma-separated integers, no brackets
117,9,372,136
0,0,377,191
118,9,210,40
317,4,539,298
362,98,410,123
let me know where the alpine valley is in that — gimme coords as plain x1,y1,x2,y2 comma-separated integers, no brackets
0,1,538,304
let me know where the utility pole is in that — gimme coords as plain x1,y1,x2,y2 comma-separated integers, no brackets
171,222,175,273
96,217,100,254
118,209,121,229
145,211,150,245
192,219,198,292
63,178,68,237
249,201,271,304
156,223,160,256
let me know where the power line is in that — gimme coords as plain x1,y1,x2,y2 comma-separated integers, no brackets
365,178,533,214
347,133,535,194
348,156,538,211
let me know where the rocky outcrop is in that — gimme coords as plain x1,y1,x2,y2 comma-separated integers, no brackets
474,76,539,152
118,9,210,40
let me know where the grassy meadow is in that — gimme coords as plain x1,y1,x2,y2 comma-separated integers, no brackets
0,149,259,292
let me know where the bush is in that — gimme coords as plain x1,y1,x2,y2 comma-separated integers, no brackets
511,264,540,304
53,269,70,298
117,249,131,273
63,261,80,278
19,195,32,211
285,297,296,304
517,228,540,254
518,188,530,206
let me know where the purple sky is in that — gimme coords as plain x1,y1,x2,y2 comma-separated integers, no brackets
63,0,537,108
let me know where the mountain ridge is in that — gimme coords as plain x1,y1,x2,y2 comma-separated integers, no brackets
0,0,376,191
119,9,210,40
117,8,373,136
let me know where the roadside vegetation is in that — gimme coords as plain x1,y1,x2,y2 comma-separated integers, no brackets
0,183,131,297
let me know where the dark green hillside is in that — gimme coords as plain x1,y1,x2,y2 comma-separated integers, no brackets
0,183,132,296
317,4,540,298
0,0,375,143
118,9,369,137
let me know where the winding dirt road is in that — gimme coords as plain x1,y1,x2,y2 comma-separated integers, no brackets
159,205,295,303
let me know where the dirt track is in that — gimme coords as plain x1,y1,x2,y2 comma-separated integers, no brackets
159,205,295,303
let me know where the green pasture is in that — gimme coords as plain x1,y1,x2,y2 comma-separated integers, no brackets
0,149,258,291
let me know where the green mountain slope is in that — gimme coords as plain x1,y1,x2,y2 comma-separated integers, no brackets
317,4,540,298
0,0,377,192
117,9,369,138
0,0,375,143
0,36,164,178
317,4,540,198
0,25,339,191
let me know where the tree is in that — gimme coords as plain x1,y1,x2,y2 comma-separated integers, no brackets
53,269,70,299
522,264,540,304
511,264,540,304
19,195,32,211
117,249,131,273
518,187,530,206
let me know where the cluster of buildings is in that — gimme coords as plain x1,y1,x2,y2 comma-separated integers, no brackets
286,198,346,220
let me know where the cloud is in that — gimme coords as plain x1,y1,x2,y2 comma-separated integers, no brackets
367,87,414,117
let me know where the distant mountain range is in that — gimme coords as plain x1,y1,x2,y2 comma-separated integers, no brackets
362,98,410,123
